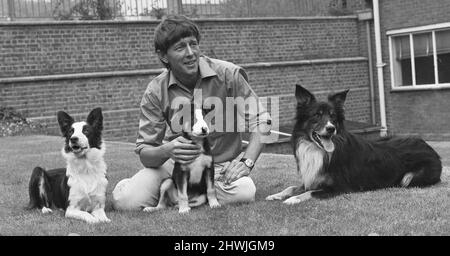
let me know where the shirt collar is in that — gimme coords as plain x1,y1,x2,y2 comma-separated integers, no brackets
168,56,217,88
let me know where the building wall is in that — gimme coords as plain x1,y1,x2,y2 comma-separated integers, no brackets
0,17,370,142
379,0,450,140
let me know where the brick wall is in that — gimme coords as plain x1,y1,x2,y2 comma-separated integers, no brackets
379,0,450,139
0,22,157,77
199,18,361,63
0,17,371,142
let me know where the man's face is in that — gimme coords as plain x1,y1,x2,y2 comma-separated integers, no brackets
162,36,200,80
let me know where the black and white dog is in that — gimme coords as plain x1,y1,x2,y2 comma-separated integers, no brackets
266,85,442,204
27,108,110,223
143,106,221,214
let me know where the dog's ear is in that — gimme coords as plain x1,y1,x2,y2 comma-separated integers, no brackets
57,111,74,136
86,108,103,131
295,84,316,106
328,89,349,107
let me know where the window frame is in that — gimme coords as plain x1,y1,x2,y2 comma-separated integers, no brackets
387,22,450,91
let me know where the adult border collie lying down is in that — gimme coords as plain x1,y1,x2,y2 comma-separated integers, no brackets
27,108,110,223
266,85,442,204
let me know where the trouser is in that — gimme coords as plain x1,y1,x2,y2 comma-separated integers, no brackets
111,159,256,211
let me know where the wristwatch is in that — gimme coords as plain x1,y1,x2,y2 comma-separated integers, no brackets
240,158,255,170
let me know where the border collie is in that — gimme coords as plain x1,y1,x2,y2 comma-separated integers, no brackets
27,108,110,223
266,85,442,204
143,106,220,214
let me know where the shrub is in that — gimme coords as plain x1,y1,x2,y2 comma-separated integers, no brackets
0,107,47,137
53,0,122,20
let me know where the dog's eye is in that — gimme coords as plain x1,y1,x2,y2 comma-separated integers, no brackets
82,127,89,134
69,128,74,134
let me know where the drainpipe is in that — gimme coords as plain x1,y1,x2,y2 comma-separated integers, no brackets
373,0,388,137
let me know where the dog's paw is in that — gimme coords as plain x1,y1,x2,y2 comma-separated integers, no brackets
401,172,414,187
84,216,100,224
178,206,191,214
209,200,221,209
41,207,53,214
283,197,302,205
143,206,160,213
265,194,283,201
98,216,111,223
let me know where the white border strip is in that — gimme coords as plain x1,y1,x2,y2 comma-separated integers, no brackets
0,69,166,83
0,57,367,84
410,34,416,86
388,36,396,89
391,83,450,92
386,22,450,35
28,108,140,121
432,31,439,84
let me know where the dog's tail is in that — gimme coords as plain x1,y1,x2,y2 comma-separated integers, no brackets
26,167,52,210
397,138,442,187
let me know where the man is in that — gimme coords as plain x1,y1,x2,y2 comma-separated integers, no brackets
112,15,272,211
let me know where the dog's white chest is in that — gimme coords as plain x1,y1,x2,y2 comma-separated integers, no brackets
68,173,106,194
296,140,327,190
65,150,108,207
181,154,212,184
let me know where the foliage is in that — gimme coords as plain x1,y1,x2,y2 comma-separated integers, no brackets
219,0,312,17
140,7,166,20
53,0,122,20
218,0,363,17
0,107,47,137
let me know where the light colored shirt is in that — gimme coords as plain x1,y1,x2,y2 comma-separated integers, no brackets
135,55,271,163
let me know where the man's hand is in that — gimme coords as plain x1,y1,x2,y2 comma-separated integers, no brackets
220,158,251,185
167,136,201,165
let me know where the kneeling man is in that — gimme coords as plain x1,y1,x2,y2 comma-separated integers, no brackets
112,15,272,211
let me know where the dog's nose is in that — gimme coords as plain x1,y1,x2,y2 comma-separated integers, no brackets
70,137,79,144
326,126,336,134
201,127,208,134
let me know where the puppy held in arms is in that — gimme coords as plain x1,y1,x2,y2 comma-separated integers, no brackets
143,106,221,214
266,85,442,205
27,108,110,224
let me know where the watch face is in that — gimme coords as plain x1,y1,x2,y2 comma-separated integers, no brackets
245,159,254,167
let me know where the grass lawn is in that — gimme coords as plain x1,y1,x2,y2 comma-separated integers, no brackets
0,135,449,236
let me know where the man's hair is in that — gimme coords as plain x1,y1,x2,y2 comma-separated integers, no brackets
154,15,201,54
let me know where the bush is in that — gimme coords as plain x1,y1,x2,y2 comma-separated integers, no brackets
53,0,122,20
0,107,47,137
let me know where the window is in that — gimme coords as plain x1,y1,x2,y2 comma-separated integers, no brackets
388,23,450,90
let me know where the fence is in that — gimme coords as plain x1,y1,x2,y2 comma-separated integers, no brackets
0,0,164,20
0,0,367,20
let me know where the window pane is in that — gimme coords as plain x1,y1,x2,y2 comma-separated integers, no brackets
395,35,410,59
436,29,450,83
413,33,434,85
393,35,411,86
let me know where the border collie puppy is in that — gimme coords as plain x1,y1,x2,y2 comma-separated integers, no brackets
143,106,220,214
27,108,110,223
266,85,442,204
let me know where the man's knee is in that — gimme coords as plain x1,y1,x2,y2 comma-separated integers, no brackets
111,178,132,210
235,176,256,202
216,176,256,204
111,167,170,211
